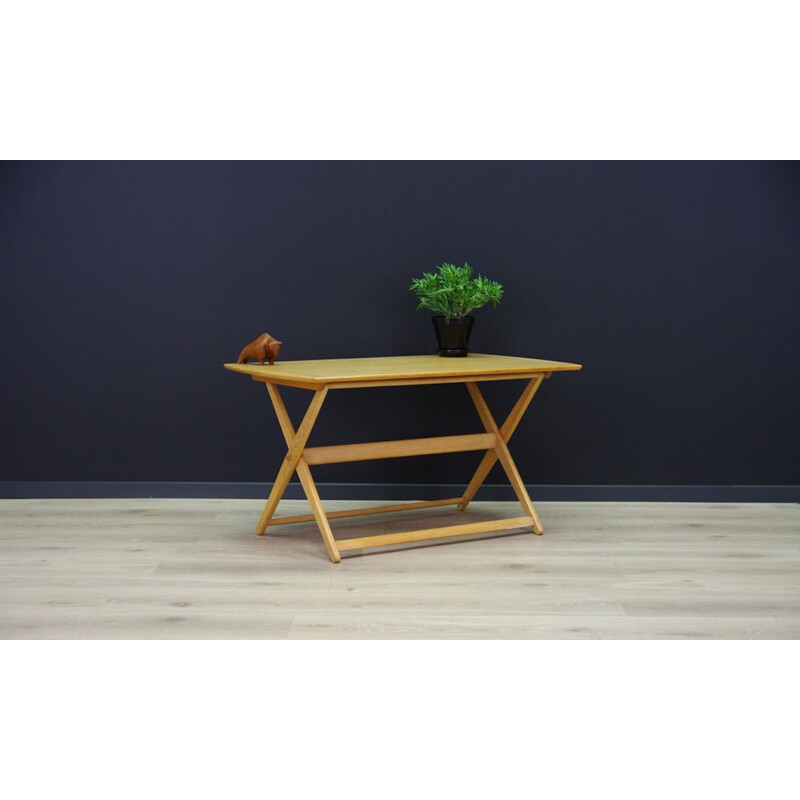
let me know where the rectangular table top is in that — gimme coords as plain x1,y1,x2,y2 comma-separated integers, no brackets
224,353,582,387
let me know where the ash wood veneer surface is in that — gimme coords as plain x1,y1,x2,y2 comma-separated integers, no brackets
223,353,582,388
1,499,798,639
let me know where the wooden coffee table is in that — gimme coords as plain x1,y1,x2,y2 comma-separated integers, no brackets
224,353,581,562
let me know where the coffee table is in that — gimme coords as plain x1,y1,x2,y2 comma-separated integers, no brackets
224,353,581,562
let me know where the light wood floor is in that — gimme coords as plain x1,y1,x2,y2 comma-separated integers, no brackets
1,499,798,639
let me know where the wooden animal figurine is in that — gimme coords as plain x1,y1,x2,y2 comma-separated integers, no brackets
237,333,283,366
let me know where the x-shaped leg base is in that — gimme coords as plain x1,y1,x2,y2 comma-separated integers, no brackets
459,376,546,533
255,375,547,562
257,384,341,562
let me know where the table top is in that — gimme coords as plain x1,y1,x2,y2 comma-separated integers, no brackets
224,353,582,387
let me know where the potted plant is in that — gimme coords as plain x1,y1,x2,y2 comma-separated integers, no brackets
409,262,504,356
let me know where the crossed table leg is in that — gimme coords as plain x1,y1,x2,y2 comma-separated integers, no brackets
255,375,548,562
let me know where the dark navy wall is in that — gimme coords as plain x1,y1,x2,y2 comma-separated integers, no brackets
2,161,799,493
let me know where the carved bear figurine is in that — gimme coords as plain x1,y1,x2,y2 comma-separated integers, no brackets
237,333,283,366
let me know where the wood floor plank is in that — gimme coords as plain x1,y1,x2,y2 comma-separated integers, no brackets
0,499,798,639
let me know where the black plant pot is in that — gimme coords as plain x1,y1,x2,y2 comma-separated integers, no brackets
432,315,474,357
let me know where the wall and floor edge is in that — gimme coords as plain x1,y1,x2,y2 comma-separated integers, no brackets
0,482,797,502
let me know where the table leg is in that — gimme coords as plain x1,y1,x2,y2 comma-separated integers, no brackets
263,384,341,563
458,375,544,513
464,381,544,534
255,385,327,532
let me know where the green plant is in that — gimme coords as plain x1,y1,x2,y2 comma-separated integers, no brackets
409,262,504,317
